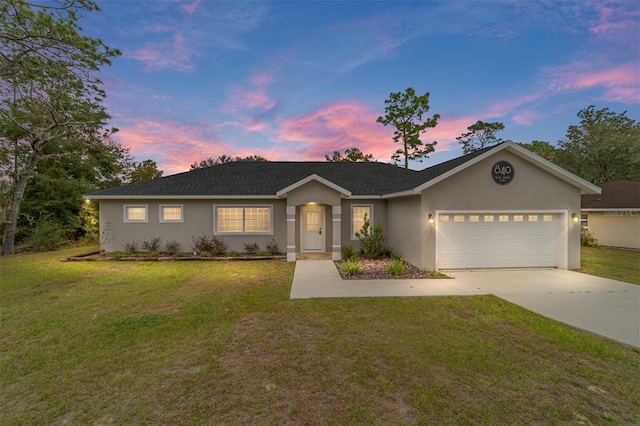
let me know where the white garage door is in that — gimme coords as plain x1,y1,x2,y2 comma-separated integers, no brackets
437,213,560,269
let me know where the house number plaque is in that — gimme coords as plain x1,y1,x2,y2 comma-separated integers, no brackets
491,160,515,185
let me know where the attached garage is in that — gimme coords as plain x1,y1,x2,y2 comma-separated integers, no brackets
436,211,566,269
436,211,567,269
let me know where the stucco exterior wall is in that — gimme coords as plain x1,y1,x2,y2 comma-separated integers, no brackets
99,199,287,254
583,211,640,249
387,196,422,267
420,150,582,269
340,199,388,251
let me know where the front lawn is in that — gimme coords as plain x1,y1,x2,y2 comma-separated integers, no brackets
1,247,639,424
581,246,640,285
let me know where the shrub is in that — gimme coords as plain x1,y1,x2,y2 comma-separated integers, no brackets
142,237,161,252
243,242,259,255
147,251,161,258
266,239,282,255
342,260,362,275
227,250,240,257
355,215,391,259
25,217,68,252
124,240,138,255
386,257,404,276
581,228,598,247
256,251,272,257
165,239,181,256
192,234,228,255
200,251,213,258
341,244,357,261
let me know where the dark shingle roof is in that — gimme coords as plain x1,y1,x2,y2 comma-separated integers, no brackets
87,144,500,198
582,181,640,209
88,161,423,197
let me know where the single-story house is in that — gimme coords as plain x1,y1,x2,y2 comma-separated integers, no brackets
85,141,600,270
581,180,640,249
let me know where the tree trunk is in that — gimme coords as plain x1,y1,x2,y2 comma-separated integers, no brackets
1,153,39,255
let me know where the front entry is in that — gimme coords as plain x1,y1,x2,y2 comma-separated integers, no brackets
300,205,325,252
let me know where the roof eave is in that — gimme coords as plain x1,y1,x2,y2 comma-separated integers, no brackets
83,194,280,200
275,174,352,197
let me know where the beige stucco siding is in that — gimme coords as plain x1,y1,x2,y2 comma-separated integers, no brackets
420,150,582,269
387,196,422,267
583,211,640,249
99,199,287,253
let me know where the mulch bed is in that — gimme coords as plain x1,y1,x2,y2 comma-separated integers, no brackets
335,257,430,280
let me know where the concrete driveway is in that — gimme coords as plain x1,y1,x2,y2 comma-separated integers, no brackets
290,262,640,347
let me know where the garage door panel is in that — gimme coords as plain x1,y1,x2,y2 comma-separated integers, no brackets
437,213,559,269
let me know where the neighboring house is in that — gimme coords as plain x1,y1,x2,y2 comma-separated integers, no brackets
581,181,640,249
85,142,600,270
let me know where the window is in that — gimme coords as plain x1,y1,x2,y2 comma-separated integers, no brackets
469,215,480,222
215,206,272,234
439,215,449,222
528,215,538,222
484,215,494,222
124,205,148,223
543,215,553,222
160,205,183,223
352,205,372,238
581,213,588,228
513,215,524,222
454,215,465,222
498,215,509,222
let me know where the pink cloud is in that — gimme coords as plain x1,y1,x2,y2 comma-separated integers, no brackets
512,110,545,126
127,33,198,72
224,85,276,113
114,118,234,175
180,0,202,14
589,3,640,42
560,64,640,103
483,94,542,118
275,101,395,161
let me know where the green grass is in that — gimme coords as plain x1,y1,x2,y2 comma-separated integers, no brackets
580,246,640,285
1,247,639,425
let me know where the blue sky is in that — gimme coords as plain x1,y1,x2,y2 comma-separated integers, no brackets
85,1,640,175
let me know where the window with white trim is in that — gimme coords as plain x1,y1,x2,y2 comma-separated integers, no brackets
352,205,372,238
215,206,272,234
514,215,524,222
454,215,465,222
124,205,148,223
160,205,183,223
484,215,494,222
439,215,449,222
528,215,538,222
581,213,588,228
498,215,509,222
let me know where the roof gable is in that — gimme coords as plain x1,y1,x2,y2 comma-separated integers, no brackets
413,141,601,195
276,174,352,197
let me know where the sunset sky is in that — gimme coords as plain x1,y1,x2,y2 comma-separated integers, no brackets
85,1,640,175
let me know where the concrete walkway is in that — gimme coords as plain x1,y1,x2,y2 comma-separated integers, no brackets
290,261,640,347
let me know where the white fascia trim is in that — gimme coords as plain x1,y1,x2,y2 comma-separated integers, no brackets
84,195,280,200
346,195,384,200
382,190,417,199
413,141,601,195
275,174,352,197
581,208,640,212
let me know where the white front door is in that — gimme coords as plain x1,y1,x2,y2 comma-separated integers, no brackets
301,205,325,252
